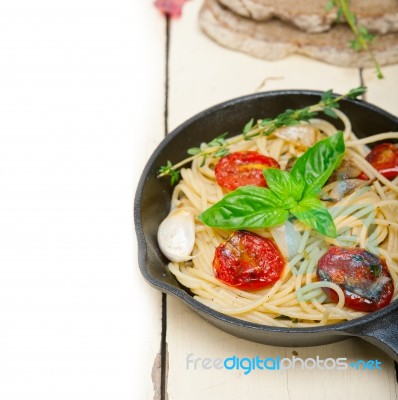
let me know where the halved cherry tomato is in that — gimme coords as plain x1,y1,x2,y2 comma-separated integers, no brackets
358,142,398,180
213,230,285,291
214,151,280,191
317,246,393,312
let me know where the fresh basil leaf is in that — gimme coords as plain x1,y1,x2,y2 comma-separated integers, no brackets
291,197,337,238
290,131,345,197
263,168,305,201
198,186,288,229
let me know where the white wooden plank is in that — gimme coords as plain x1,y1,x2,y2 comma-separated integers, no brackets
0,2,165,399
166,1,398,399
364,65,398,115
132,3,167,399
168,1,362,132
167,297,397,400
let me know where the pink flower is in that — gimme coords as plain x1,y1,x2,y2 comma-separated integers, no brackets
154,0,188,18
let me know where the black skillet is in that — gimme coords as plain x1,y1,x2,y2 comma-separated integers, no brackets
134,90,398,362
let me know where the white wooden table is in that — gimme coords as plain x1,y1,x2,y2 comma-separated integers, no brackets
147,1,398,399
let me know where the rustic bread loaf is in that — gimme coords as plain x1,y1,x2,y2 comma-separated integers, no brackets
218,0,398,33
199,0,398,68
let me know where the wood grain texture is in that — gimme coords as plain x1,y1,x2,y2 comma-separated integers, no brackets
131,4,167,399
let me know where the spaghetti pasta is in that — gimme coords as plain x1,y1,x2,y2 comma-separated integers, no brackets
161,111,398,328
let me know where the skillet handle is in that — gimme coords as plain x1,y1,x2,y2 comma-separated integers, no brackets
344,313,398,363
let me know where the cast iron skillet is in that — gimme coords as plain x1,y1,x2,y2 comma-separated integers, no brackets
134,90,398,362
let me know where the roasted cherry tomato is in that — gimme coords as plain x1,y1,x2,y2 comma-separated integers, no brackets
213,230,285,291
317,246,393,312
214,151,280,191
358,142,398,180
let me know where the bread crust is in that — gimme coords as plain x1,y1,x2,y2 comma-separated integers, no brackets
218,0,398,34
199,0,398,68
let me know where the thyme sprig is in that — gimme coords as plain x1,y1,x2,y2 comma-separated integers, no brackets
158,86,366,184
326,0,383,79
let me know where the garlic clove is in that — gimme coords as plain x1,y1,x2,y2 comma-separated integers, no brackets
275,125,319,149
157,208,195,262
270,220,302,259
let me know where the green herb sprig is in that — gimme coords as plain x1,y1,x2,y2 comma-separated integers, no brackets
158,86,366,184
325,0,383,79
199,131,346,238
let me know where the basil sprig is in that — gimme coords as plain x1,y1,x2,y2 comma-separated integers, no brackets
199,131,345,238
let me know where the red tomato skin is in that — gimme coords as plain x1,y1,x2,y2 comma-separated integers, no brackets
214,151,280,191
317,247,394,312
359,142,398,180
213,230,285,291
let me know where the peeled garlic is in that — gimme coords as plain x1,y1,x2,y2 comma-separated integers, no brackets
270,220,302,259
275,125,319,149
157,208,195,262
